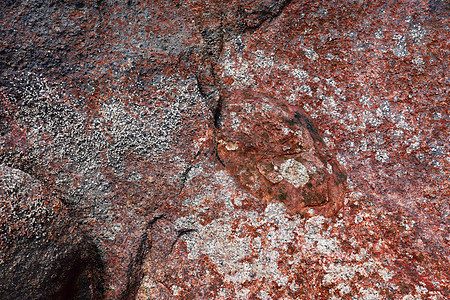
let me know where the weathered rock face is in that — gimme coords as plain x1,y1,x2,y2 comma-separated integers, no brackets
1,0,448,299
217,92,347,217
0,164,104,299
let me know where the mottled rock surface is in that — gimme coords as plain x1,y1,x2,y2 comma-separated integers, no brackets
0,0,448,299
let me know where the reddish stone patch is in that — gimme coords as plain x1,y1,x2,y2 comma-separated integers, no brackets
217,90,346,217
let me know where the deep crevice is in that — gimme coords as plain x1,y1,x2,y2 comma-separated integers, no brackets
178,148,202,196
242,0,293,34
215,149,226,168
213,95,223,129
169,228,197,254
1,1,296,298
196,0,293,130
120,214,165,300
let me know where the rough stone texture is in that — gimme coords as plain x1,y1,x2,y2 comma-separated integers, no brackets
0,164,104,299
0,0,448,299
216,92,347,217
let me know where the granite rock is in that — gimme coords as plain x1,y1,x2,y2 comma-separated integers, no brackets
0,0,448,299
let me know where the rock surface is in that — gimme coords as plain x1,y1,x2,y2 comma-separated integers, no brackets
0,0,448,299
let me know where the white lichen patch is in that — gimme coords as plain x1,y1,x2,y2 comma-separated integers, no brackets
160,158,436,299
299,84,312,96
171,285,181,296
392,34,410,57
320,95,341,118
304,47,319,60
254,50,275,68
279,159,310,188
287,93,299,105
336,283,352,295
229,111,242,130
323,263,359,286
412,56,424,66
409,24,426,43
400,217,416,231
359,287,382,300
378,267,394,282
281,126,293,135
327,162,333,174
218,139,239,151
375,149,389,163
375,29,384,39
262,103,273,112
179,215,288,286
291,68,309,80
221,49,255,88
304,216,340,255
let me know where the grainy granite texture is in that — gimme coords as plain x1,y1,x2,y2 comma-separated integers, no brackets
0,0,448,299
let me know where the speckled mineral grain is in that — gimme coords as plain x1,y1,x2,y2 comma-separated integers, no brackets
0,0,448,299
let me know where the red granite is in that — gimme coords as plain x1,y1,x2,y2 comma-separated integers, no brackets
0,0,448,299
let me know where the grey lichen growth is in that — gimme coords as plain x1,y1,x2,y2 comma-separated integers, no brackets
279,159,310,188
